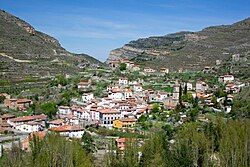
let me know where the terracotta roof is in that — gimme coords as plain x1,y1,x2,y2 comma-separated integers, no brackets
23,131,46,144
0,93,9,97
116,138,126,143
1,114,15,119
30,131,46,139
17,98,32,103
78,81,90,85
224,75,234,77
49,125,84,132
59,106,70,109
98,108,120,114
48,119,64,125
76,108,87,113
59,114,77,119
124,88,132,92
10,114,47,123
8,99,17,102
117,118,137,122
111,88,122,93
0,122,11,127
137,108,147,114
134,83,142,86
26,121,41,126
158,92,168,95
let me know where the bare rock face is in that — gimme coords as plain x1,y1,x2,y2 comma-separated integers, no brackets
184,33,207,42
0,10,35,34
108,18,250,71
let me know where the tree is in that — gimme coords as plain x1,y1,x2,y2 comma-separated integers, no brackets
119,63,127,71
0,95,6,103
192,96,199,107
151,103,161,113
179,84,183,103
188,107,199,121
181,92,193,103
138,114,147,122
104,119,250,167
82,132,96,154
140,131,169,167
162,124,174,139
214,88,227,98
40,102,57,119
230,87,250,119
49,75,68,86
0,133,94,167
183,83,188,95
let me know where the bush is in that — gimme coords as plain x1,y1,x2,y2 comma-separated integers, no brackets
119,63,127,71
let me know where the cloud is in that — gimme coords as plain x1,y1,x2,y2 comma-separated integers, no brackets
80,17,136,30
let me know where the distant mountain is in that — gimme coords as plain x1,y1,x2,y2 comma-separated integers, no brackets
0,9,102,81
108,18,250,71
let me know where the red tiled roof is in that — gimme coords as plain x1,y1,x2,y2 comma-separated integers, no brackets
117,118,137,122
59,106,70,109
116,138,126,143
48,119,64,125
1,114,15,119
49,125,84,132
98,108,120,114
10,114,47,123
111,88,122,93
78,81,90,85
17,98,32,104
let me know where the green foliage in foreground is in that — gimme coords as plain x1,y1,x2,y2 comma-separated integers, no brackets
0,133,93,167
230,87,250,119
105,119,250,167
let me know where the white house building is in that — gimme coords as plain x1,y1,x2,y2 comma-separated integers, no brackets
58,106,71,115
77,81,91,89
98,108,121,128
133,84,143,92
48,119,65,128
82,93,94,102
49,125,85,138
160,68,169,74
108,88,124,100
118,77,128,85
157,92,169,101
7,114,47,132
15,122,43,133
72,107,91,121
186,82,193,90
219,75,234,83
124,88,133,98
196,81,208,93
144,67,156,73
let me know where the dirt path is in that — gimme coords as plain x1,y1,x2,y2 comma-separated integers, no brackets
0,52,33,62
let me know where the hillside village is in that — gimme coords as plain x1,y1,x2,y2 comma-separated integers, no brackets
0,52,249,162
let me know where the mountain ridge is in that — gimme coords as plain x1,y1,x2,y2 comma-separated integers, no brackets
0,9,102,81
108,18,250,71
